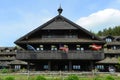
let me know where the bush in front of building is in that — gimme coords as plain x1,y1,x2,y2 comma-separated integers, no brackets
0,68,9,73
52,77,62,80
4,76,15,80
64,75,79,80
0,77,3,80
35,75,47,80
94,76,102,80
105,75,115,80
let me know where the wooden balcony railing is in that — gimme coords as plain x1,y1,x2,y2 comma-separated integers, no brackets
104,49,120,54
16,50,104,60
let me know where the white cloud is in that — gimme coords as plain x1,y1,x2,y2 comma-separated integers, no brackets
76,8,120,32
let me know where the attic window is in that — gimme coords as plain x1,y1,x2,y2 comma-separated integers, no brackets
105,38,112,42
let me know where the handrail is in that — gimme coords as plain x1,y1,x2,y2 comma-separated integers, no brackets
17,50,103,54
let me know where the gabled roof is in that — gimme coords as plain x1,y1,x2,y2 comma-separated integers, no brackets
15,15,104,44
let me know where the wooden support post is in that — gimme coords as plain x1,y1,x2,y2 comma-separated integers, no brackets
48,61,51,71
27,62,30,80
69,61,72,71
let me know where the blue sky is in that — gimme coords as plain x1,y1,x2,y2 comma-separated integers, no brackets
1,0,120,47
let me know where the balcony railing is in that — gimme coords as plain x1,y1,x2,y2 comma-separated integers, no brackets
0,57,16,60
104,49,120,54
16,50,104,60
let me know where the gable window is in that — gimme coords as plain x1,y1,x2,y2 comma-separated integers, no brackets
105,38,112,42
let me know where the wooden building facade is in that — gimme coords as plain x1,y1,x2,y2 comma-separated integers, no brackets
14,7,105,71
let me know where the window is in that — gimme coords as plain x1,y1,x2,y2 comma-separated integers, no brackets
43,65,48,70
105,38,112,42
73,65,81,70
80,47,84,51
96,65,104,70
76,45,80,50
40,45,44,50
112,46,116,50
15,65,21,70
36,48,40,51
51,45,57,51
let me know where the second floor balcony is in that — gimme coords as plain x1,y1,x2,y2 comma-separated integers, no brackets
16,50,104,60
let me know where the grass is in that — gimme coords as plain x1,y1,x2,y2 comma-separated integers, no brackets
0,73,120,80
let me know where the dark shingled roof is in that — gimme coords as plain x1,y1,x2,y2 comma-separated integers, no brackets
96,57,119,64
15,15,104,44
16,38,104,44
9,60,28,65
0,62,10,66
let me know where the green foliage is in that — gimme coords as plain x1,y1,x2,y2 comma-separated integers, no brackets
35,75,46,80
52,77,62,80
4,76,15,80
97,26,120,36
0,77,3,80
65,75,79,80
105,75,115,80
0,68,9,73
94,76,102,80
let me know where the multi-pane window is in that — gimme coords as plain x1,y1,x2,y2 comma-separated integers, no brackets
73,65,81,70
15,65,21,70
43,65,48,70
96,65,104,70
105,38,112,42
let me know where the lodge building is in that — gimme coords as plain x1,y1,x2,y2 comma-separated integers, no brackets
0,7,120,72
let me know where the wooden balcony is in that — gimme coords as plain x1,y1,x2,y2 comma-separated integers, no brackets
0,56,16,60
104,49,120,54
16,50,104,60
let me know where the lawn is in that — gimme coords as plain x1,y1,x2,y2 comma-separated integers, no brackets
0,73,120,80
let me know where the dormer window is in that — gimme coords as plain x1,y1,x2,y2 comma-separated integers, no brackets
105,38,112,42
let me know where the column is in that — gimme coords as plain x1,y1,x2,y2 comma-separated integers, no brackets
69,61,72,71
90,61,94,71
27,62,30,72
48,61,51,71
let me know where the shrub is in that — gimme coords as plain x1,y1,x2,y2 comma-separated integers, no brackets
53,77,62,80
4,76,15,80
0,77,3,80
65,75,79,80
94,76,102,80
1,68,9,73
35,75,46,80
105,75,115,80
